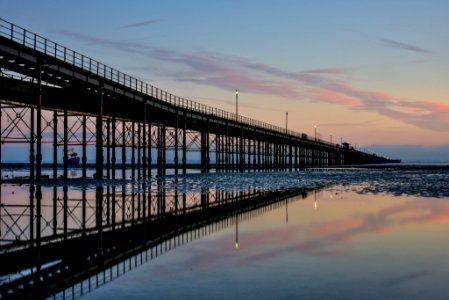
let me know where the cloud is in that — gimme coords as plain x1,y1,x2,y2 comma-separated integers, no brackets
318,119,380,128
120,19,161,29
381,38,433,54
384,271,430,287
57,31,448,132
57,30,152,55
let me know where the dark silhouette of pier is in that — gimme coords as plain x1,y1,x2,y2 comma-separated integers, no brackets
0,18,399,181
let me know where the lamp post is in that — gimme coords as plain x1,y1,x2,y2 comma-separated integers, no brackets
235,89,239,118
286,112,288,133
330,133,333,144
314,125,317,141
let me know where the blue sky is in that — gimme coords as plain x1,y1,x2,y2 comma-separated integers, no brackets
2,0,449,161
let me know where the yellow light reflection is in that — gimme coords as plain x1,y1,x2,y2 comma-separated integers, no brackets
235,242,239,249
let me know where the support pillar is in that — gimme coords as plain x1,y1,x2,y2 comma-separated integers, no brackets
131,121,135,180
157,124,166,177
148,121,152,178
289,144,293,171
121,120,126,179
53,111,58,179
36,66,42,179
174,112,179,174
106,118,111,179
82,115,87,179
239,129,244,172
95,86,104,178
142,104,147,180
182,115,187,174
111,117,116,179
30,107,35,179
137,122,141,179
200,127,210,173
63,107,68,178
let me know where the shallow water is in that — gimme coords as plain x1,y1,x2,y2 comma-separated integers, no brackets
1,168,449,299
80,188,449,300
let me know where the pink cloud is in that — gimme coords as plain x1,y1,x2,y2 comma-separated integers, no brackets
61,31,449,132
307,87,362,106
157,49,448,131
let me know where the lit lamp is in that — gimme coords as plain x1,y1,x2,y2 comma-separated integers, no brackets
235,89,239,117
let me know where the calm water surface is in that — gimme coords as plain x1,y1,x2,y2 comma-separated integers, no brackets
82,185,449,300
1,169,449,299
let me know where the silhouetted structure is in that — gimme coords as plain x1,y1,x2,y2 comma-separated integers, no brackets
0,18,399,180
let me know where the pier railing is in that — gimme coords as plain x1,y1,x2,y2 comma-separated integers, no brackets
0,18,337,148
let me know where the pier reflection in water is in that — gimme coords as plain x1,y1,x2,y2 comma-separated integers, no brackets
0,177,314,299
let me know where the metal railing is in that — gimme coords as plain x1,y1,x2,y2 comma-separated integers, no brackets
0,18,337,147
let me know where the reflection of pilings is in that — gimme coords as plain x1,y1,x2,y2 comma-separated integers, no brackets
157,179,165,217
53,186,57,235
0,184,316,299
82,188,87,232
63,186,68,240
29,184,35,244
35,185,42,270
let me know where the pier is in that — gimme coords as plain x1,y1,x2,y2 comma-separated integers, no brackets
0,18,398,181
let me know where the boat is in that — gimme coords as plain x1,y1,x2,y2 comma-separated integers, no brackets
67,148,80,165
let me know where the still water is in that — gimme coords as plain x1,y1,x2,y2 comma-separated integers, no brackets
1,168,449,299
82,188,449,300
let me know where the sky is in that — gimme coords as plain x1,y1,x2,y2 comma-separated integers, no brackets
1,0,449,162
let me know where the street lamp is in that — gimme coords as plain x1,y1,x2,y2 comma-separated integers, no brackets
235,89,239,117
286,112,288,133
314,125,317,141
330,133,333,144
